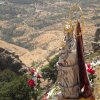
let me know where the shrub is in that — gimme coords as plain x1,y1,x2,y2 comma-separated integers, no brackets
0,69,31,100
41,55,59,83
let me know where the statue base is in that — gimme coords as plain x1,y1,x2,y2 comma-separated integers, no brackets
57,93,79,100
57,93,95,100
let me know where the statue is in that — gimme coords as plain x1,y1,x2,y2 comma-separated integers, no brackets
57,22,80,99
56,4,96,99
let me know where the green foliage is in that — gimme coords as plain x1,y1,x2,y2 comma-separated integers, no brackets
0,69,17,82
0,69,31,100
8,0,46,4
8,0,35,4
0,4,27,15
88,74,97,83
32,62,40,69
41,55,59,83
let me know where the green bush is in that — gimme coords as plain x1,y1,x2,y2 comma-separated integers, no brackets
41,55,59,83
0,69,31,100
0,69,17,82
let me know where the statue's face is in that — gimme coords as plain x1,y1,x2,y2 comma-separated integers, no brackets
64,23,74,39
64,31,75,51
63,23,75,51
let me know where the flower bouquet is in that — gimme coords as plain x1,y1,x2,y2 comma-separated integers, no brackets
27,69,42,100
86,63,97,85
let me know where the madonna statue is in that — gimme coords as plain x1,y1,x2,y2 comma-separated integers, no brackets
57,21,94,100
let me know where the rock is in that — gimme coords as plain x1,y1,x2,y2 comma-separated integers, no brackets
0,47,27,74
92,42,100,52
92,28,100,52
94,28,100,42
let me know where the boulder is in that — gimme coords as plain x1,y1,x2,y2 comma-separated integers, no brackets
0,47,27,74
92,28,100,52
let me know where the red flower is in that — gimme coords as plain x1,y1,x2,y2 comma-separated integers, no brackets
27,79,36,88
87,63,91,68
37,74,42,78
30,69,36,75
87,68,95,74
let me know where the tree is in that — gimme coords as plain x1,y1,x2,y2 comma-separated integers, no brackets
41,55,59,83
0,69,31,100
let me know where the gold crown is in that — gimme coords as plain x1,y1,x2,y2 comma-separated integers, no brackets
64,22,74,33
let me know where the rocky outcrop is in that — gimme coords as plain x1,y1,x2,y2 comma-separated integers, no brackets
92,28,100,52
0,47,27,74
0,40,34,66
94,28,100,43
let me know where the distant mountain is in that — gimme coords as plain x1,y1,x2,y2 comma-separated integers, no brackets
8,0,35,4
0,0,99,59
0,0,46,4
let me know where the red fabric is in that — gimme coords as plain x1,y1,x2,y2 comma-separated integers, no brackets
76,21,93,97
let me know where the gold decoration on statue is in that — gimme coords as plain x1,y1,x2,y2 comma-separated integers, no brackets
61,2,84,48
65,3,84,35
64,21,74,33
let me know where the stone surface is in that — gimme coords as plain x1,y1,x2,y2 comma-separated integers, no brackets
0,47,27,74
94,28,100,42
57,23,80,98
57,93,95,100
57,93,78,100
92,42,100,52
92,28,100,52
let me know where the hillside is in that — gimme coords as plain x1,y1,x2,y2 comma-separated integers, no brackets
0,40,34,66
0,0,99,65
0,1,100,99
